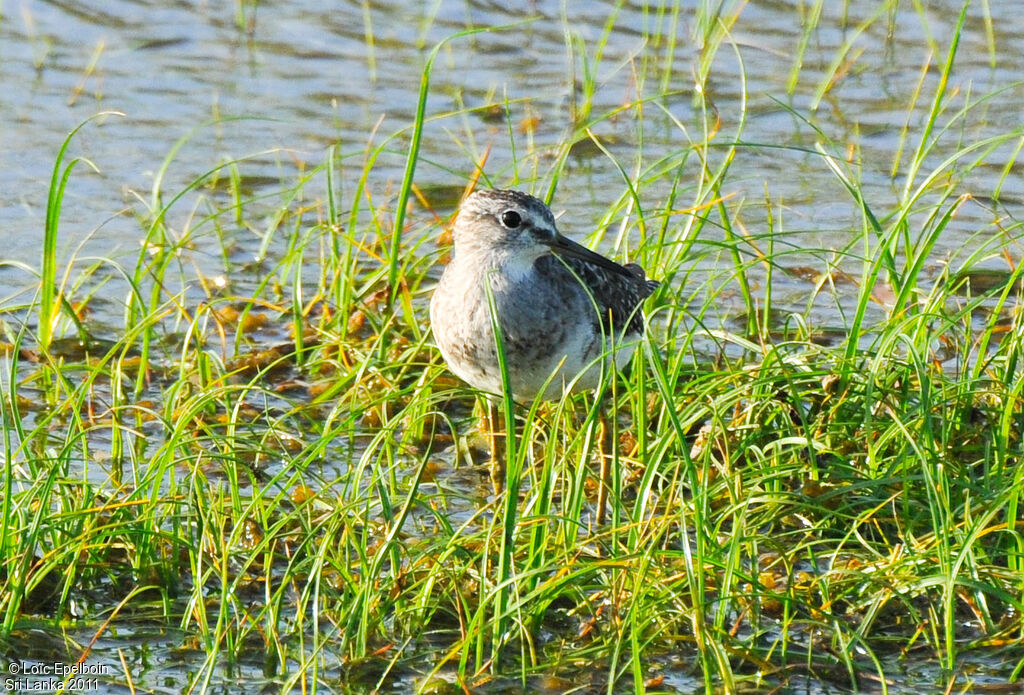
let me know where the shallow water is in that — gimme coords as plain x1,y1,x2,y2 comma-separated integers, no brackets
3,0,1024,692
0,1,1019,364
3,1,1023,269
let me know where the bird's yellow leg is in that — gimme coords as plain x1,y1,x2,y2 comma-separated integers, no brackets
480,399,506,494
596,412,610,525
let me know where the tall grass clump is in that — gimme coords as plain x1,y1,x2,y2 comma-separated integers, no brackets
2,2,1024,694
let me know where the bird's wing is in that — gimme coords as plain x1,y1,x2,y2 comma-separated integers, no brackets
537,254,657,335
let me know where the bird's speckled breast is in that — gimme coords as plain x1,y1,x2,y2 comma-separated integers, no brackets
431,251,631,400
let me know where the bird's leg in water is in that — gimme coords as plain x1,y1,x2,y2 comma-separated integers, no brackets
596,413,611,525
480,399,507,494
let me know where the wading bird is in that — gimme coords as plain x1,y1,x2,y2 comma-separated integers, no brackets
430,188,658,520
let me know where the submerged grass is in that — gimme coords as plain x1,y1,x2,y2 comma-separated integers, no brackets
3,2,1024,694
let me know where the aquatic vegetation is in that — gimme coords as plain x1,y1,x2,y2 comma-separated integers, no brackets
2,2,1024,693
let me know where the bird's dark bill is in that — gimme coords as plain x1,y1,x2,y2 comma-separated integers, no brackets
547,234,634,278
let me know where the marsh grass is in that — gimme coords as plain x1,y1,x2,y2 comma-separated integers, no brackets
3,2,1024,694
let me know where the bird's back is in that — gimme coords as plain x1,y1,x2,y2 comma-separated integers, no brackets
535,253,658,336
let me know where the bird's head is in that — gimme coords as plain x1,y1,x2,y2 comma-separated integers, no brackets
451,189,633,278
452,189,558,259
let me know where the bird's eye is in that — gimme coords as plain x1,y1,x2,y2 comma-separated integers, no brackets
500,210,522,229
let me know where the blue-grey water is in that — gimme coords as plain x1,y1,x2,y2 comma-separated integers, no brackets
4,1,1023,273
